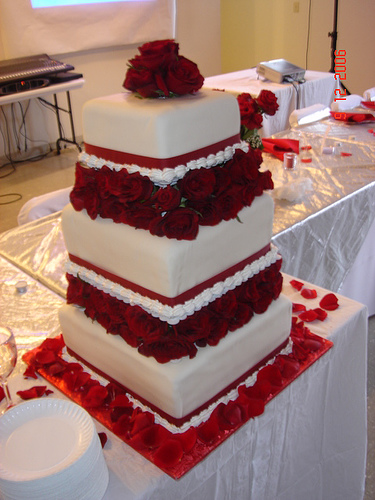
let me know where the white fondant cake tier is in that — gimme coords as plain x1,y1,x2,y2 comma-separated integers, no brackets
82,89,240,160
59,295,292,421
61,193,274,301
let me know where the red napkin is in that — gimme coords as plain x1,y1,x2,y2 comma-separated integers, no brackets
330,111,375,123
262,138,300,161
361,101,375,110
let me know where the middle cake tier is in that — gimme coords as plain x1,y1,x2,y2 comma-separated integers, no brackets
61,192,275,324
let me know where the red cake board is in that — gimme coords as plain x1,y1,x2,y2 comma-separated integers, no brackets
22,323,332,480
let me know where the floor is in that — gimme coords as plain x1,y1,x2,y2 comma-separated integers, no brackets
0,149,374,499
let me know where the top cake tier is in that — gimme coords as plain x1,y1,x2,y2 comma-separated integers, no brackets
81,89,241,168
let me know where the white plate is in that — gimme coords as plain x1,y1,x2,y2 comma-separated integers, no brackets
0,398,94,481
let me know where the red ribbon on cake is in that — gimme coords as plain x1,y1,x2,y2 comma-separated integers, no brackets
83,134,242,170
68,243,272,307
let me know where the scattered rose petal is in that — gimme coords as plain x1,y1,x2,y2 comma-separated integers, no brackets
301,145,312,150
301,158,312,163
23,364,38,379
275,355,300,378
35,349,57,365
82,385,108,408
17,386,53,400
153,438,184,469
197,413,220,444
340,152,352,157
178,427,197,453
313,308,328,321
290,279,304,291
257,364,283,387
298,310,318,322
98,432,108,448
130,424,168,450
292,303,306,313
319,293,339,311
301,288,317,299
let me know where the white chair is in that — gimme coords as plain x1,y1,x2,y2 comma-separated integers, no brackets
17,187,72,225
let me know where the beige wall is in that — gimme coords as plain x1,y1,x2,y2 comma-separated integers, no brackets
221,0,375,96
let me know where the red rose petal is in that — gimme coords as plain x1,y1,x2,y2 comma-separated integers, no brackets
246,397,266,418
197,413,220,444
301,158,312,163
130,424,168,451
292,303,306,313
153,438,184,469
319,293,339,311
313,308,328,321
257,364,283,387
23,364,38,379
298,310,318,322
340,152,352,157
82,385,108,408
290,279,304,291
178,427,197,453
301,288,317,299
98,432,108,448
17,386,52,400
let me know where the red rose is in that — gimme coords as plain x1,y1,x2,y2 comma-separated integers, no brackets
138,335,197,363
165,56,204,95
178,168,216,201
123,205,158,230
178,310,214,343
186,199,222,226
125,306,168,343
215,190,243,221
123,65,159,98
237,93,263,129
209,290,238,319
150,185,181,210
117,172,153,204
149,207,199,240
137,39,178,71
256,90,279,116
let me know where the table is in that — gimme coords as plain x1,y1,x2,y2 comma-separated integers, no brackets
0,78,85,154
204,69,338,136
266,118,375,314
0,253,368,500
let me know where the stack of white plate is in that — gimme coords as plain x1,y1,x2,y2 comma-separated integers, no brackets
0,398,109,500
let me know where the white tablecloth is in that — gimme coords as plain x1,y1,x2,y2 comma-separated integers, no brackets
0,255,367,500
204,69,338,136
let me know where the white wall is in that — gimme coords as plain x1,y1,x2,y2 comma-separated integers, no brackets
0,0,221,159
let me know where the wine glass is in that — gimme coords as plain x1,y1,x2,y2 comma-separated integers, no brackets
0,326,17,414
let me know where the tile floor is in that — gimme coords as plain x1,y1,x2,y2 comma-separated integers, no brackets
0,148,374,499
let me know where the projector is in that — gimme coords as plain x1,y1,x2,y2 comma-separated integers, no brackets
256,59,305,84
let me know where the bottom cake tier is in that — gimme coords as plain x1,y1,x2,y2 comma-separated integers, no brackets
59,295,291,425
59,296,291,425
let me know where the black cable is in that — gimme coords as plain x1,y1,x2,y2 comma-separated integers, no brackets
305,0,313,69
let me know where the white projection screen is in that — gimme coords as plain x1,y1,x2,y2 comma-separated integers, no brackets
0,0,176,59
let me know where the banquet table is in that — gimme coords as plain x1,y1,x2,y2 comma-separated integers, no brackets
265,118,375,314
204,68,338,135
0,254,368,500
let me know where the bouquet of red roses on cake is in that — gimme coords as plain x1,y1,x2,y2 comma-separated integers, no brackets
123,39,204,98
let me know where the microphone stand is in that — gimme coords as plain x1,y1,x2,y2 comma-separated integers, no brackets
328,0,350,94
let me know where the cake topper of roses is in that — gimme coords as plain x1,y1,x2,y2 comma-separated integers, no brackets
123,39,204,98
